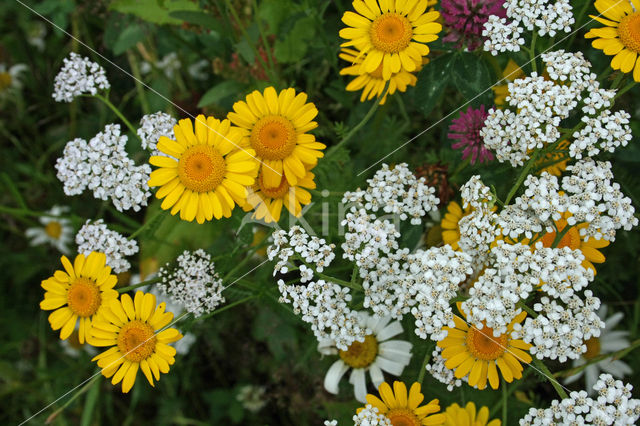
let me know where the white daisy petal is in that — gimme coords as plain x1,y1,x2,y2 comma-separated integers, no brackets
324,360,349,394
369,363,385,388
350,368,367,403
375,321,403,341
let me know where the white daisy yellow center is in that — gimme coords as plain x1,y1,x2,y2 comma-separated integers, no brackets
0,72,11,91
178,145,226,192
583,336,601,360
339,334,378,368
619,12,640,54
370,13,413,53
67,277,101,317
386,408,421,426
541,225,580,250
258,173,290,199
250,115,297,160
466,325,507,361
45,221,63,239
118,320,157,363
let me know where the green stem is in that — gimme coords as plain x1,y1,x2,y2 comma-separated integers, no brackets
128,210,164,241
315,271,362,291
502,383,508,425
529,32,538,73
504,153,540,205
252,0,277,77
611,72,625,90
554,338,640,378
127,51,150,115
534,358,568,399
614,81,637,99
196,295,257,321
550,222,575,248
44,375,100,424
93,94,140,140
517,301,537,318
117,277,162,293
417,345,433,384
567,0,591,46
325,91,385,159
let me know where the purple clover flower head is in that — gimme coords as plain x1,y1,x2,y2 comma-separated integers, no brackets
441,0,506,50
449,105,494,165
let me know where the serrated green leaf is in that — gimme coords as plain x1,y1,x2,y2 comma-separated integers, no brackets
273,17,315,63
110,0,199,25
112,24,145,55
414,53,454,115
197,81,244,108
452,52,493,105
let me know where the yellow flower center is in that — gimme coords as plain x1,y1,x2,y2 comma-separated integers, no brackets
618,12,640,54
466,324,508,361
339,334,378,368
583,337,601,360
117,320,157,363
178,145,226,192
370,13,413,53
0,72,11,91
258,172,290,199
44,221,63,239
250,115,297,160
386,408,421,426
541,222,580,250
67,277,101,317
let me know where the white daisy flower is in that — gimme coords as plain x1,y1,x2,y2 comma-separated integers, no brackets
0,62,28,94
564,305,632,393
319,312,413,403
24,205,73,254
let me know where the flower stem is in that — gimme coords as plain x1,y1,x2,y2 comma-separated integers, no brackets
196,294,257,321
502,383,508,425
117,277,162,293
533,358,568,399
126,51,150,115
93,93,140,140
45,375,100,424
417,345,433,384
128,210,165,241
529,33,538,73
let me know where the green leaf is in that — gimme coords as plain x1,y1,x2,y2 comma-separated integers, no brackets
273,17,315,63
110,0,199,25
197,81,244,108
452,52,493,105
112,24,145,55
169,10,221,31
414,53,455,115
257,0,292,34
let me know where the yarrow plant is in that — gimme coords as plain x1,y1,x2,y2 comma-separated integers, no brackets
52,52,110,102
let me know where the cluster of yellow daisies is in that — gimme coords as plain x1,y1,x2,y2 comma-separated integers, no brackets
149,87,325,224
338,0,442,104
41,252,182,393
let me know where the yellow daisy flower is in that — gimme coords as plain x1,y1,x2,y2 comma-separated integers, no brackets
91,291,183,393
148,115,259,224
339,0,442,81
40,252,118,344
538,212,609,275
585,0,640,82
339,48,422,104
440,201,473,250
243,169,316,223
359,381,446,425
492,59,525,106
437,310,532,390
444,402,501,426
227,87,325,188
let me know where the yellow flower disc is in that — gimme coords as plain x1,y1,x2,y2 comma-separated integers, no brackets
257,172,291,199
583,336,601,360
339,335,378,368
466,325,508,361
386,408,421,426
117,320,157,363
619,13,640,53
45,221,63,239
250,115,297,160
370,13,413,53
177,145,226,192
67,277,102,317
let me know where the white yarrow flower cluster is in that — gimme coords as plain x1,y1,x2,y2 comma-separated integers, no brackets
482,51,624,167
519,374,640,425
55,124,152,212
343,163,439,224
425,347,463,391
514,291,604,362
268,225,336,282
278,279,365,350
353,405,392,426
52,52,110,102
483,0,574,55
457,176,498,260
137,112,177,155
158,249,225,317
75,219,138,273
